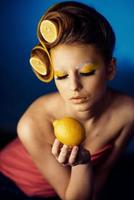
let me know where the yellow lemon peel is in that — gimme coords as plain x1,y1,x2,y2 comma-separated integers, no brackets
40,20,58,43
29,45,54,83
53,117,86,146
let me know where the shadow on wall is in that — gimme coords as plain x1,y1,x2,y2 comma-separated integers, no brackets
109,59,134,96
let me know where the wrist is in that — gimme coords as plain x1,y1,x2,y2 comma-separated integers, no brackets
72,147,91,166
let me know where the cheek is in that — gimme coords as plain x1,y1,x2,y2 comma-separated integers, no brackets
55,81,68,96
83,75,107,92
55,81,62,92
91,78,107,99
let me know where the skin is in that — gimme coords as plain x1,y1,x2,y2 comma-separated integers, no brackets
17,43,134,200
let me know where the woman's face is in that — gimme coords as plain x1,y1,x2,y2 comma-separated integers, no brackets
50,43,115,112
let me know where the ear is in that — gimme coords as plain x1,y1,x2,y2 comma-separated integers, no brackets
106,58,116,80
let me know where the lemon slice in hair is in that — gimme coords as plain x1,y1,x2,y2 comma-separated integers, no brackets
40,20,58,43
30,57,47,75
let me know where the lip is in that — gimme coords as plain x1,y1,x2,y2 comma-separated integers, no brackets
70,96,88,104
70,96,87,99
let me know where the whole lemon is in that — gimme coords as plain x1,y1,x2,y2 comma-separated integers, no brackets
53,117,86,146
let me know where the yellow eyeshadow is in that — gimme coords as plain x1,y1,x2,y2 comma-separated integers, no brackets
80,64,99,73
54,70,67,77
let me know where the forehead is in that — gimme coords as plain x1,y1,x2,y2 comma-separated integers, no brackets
50,43,104,70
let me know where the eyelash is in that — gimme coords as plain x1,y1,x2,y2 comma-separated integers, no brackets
80,69,96,76
55,75,68,80
55,70,96,80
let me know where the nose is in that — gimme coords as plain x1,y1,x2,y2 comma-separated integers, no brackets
69,72,82,91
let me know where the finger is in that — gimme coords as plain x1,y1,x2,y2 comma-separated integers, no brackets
58,144,68,164
52,139,61,157
68,146,79,165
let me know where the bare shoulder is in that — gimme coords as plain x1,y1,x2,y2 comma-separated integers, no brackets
22,92,62,119
17,92,63,144
17,92,71,199
109,89,134,150
18,91,64,123
94,90,134,174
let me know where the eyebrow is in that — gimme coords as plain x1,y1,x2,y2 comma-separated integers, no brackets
54,69,67,74
54,60,97,71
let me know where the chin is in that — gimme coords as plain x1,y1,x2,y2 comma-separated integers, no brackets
72,102,93,112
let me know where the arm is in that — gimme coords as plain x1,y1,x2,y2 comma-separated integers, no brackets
17,116,93,200
52,139,94,200
66,164,94,200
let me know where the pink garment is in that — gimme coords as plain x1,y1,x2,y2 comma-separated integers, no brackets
0,138,113,197
91,143,113,166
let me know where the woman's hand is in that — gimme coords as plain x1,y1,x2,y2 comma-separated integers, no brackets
52,139,91,166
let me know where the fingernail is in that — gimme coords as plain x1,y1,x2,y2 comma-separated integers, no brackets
74,146,78,151
63,144,68,148
55,139,60,144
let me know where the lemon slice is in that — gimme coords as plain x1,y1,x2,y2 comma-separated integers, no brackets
40,20,58,43
30,57,47,75
53,117,86,146
29,45,54,83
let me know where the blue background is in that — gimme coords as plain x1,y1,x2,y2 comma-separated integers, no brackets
1,0,134,152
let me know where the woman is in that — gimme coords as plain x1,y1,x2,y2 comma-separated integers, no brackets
0,1,134,200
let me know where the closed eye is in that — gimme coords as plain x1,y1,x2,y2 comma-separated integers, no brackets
55,74,68,80
80,69,96,76
55,70,96,80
